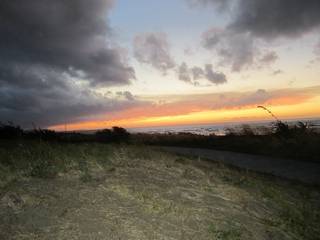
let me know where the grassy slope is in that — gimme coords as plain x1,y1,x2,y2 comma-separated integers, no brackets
0,140,319,240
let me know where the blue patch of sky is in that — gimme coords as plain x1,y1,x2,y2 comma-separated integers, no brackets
109,0,228,49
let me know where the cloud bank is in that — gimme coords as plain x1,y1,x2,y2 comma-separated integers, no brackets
0,0,137,127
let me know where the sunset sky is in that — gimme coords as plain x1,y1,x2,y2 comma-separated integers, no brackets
1,0,320,130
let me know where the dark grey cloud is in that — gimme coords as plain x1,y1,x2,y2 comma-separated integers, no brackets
0,0,135,87
0,0,138,127
177,62,227,85
133,32,176,73
0,81,144,128
193,0,320,39
229,0,320,39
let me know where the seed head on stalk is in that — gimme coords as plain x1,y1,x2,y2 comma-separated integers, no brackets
257,106,280,122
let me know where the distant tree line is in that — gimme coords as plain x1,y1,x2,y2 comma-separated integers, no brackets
0,122,130,143
1,120,319,161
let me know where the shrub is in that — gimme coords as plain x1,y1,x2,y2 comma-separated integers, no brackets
96,126,130,143
0,122,23,139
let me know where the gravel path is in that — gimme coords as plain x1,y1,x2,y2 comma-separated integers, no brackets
160,147,320,185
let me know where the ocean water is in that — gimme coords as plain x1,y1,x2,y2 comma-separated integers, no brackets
129,118,320,136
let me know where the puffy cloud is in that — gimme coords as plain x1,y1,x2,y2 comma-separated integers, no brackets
177,62,227,85
178,62,192,83
202,28,281,71
272,70,283,76
191,67,205,80
259,51,278,65
0,0,138,127
202,29,256,71
116,91,136,101
204,64,227,84
133,32,176,73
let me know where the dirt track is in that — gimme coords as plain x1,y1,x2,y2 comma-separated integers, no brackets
161,147,320,185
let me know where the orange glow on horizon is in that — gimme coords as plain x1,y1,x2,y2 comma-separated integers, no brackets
50,95,320,131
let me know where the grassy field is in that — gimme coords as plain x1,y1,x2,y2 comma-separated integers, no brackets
0,140,319,239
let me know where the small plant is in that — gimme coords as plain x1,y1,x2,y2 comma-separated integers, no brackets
257,106,280,122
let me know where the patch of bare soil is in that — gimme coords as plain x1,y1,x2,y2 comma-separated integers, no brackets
0,146,319,239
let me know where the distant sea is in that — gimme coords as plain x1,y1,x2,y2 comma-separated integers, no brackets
129,118,320,136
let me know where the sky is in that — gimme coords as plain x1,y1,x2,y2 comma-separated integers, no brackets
0,0,320,131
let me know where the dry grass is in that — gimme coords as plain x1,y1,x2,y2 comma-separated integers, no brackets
0,141,319,239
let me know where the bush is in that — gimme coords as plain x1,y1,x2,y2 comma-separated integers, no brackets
95,126,130,143
0,122,23,139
